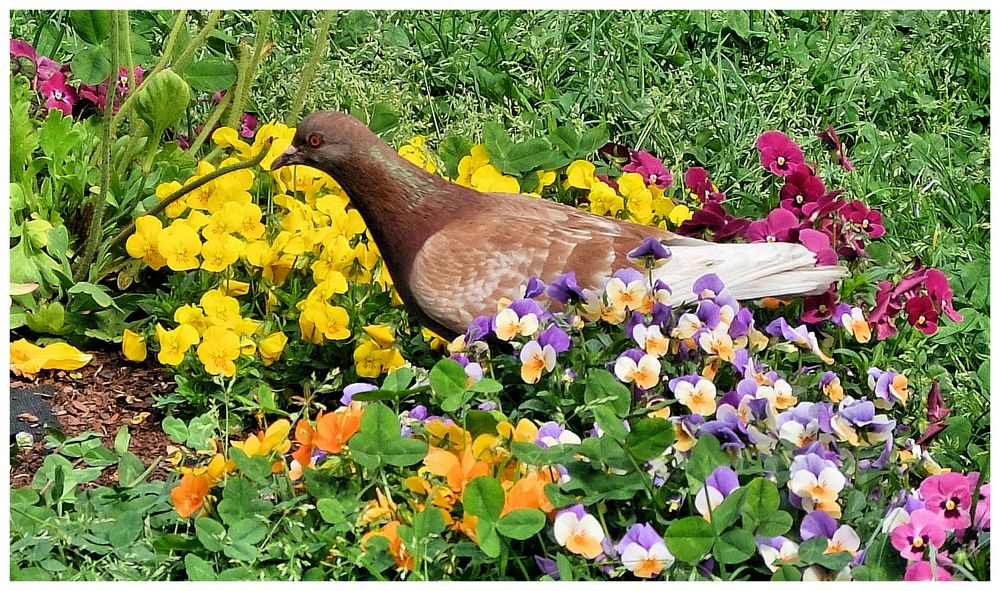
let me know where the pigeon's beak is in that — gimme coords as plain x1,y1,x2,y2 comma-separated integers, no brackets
270,146,301,171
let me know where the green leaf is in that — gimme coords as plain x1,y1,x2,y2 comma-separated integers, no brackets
216,477,272,525
184,553,217,581
482,121,515,160
709,487,746,533
381,366,414,391
463,476,504,524
228,517,268,546
195,517,225,552
218,567,256,581
439,135,474,179
349,402,428,469
592,405,628,443
686,435,729,491
584,368,631,416
70,10,111,44
625,417,674,460
496,508,546,540
771,564,801,581
68,281,114,308
25,301,65,334
229,448,273,484
113,425,131,455
430,358,468,402
475,520,501,558
316,498,346,525
468,378,503,393
578,124,610,155
799,536,854,570
161,416,188,444
108,510,143,549
753,510,793,537
665,516,716,563
183,58,237,92
742,477,779,521
412,504,447,538
502,138,569,174
71,45,113,85
726,10,752,39
713,528,755,564
550,125,580,155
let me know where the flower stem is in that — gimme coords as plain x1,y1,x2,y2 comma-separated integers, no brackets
73,11,120,282
287,10,336,126
226,10,273,130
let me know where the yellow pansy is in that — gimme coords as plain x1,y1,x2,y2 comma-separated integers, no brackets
201,234,245,273
618,172,654,225
201,201,244,241
456,144,491,186
237,202,266,241
122,329,147,362
156,181,186,218
398,136,437,173
174,304,210,335
232,419,292,458
471,164,520,194
184,160,217,211
363,324,396,348
157,222,202,271
298,301,351,343
125,215,167,270
196,325,241,376
564,160,596,190
212,127,252,159
155,323,200,366
535,169,556,192
220,279,250,297
669,203,693,226
259,332,288,366
10,339,93,376
588,181,624,217
245,239,295,285
200,289,242,330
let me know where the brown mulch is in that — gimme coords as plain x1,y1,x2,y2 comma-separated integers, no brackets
10,350,177,488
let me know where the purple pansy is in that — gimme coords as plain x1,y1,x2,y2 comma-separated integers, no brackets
747,208,799,243
623,150,672,188
755,131,804,176
547,271,586,304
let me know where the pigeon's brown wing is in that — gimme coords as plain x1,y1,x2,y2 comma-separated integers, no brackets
408,193,672,335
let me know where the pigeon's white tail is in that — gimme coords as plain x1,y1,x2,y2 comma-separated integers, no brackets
653,240,847,305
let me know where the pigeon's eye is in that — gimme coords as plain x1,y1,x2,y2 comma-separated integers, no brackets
306,133,323,148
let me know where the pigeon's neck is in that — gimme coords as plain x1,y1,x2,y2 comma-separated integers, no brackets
327,142,467,300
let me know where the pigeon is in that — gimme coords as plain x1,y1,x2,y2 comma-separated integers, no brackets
271,111,846,338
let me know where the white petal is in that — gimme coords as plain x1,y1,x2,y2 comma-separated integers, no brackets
519,313,539,336
614,357,638,383
519,340,542,363
552,513,577,546
694,485,724,518
577,514,605,542
818,467,846,493
789,470,818,496
832,525,861,554
620,543,648,568
647,543,674,566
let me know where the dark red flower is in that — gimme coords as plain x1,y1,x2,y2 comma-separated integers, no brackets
779,163,826,217
684,167,726,204
924,269,964,323
676,202,749,242
801,288,839,324
905,295,939,335
844,199,885,238
755,131,804,176
816,124,854,171
916,380,952,446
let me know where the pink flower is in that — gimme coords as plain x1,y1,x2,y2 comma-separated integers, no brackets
755,131,804,176
241,113,259,138
801,189,846,223
779,164,826,217
916,380,953,446
623,150,672,188
904,295,939,335
973,483,990,530
798,229,838,266
890,509,947,560
38,71,77,116
747,208,799,243
903,560,952,581
676,202,750,242
920,472,974,530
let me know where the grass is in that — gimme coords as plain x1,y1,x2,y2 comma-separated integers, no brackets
11,8,989,438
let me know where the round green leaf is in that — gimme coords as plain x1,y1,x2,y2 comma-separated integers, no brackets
463,476,504,523
496,508,546,540
183,58,237,92
70,10,111,45
666,516,716,563
71,45,113,85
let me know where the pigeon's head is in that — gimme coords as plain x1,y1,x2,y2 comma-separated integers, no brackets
270,111,374,171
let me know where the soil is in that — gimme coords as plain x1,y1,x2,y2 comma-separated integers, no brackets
10,349,177,488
